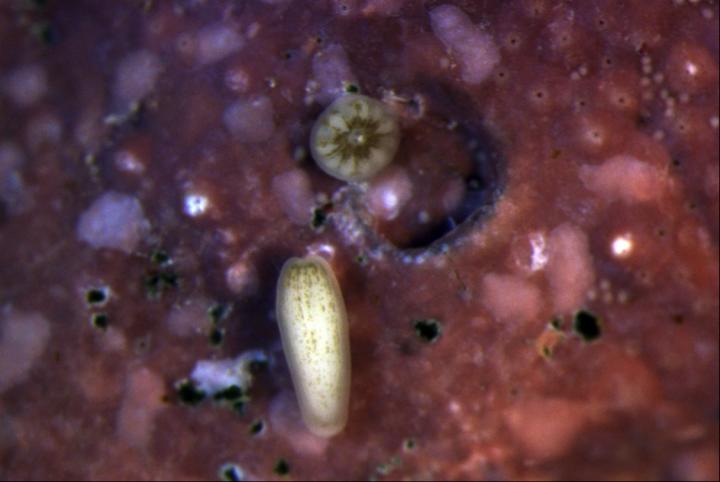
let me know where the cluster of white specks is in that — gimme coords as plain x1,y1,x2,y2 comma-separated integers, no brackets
307,44,358,105
224,66,251,93
1,64,47,107
114,50,162,106
183,193,210,217
0,309,51,394
190,350,268,395
611,233,634,258
114,149,145,174
195,23,244,65
429,4,501,85
223,95,275,143
529,232,549,271
77,192,149,253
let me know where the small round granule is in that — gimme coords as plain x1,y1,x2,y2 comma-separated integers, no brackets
310,94,400,182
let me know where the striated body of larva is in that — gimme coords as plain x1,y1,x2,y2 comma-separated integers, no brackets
275,255,351,437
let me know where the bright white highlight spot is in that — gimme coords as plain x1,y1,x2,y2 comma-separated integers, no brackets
529,233,548,271
685,61,699,76
611,234,633,258
183,194,209,217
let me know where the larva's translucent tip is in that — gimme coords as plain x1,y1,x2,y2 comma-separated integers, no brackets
310,94,400,182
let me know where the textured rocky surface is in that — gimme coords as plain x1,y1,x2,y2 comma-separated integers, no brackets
0,0,718,480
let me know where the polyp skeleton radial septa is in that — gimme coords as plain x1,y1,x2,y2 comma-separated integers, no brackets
310,94,400,182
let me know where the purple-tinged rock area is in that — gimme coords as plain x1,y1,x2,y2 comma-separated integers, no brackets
0,0,718,480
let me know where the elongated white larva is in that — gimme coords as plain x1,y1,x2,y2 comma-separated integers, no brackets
276,256,351,437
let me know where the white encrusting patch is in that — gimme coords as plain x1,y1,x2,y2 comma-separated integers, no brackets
529,232,549,271
367,168,414,221
183,193,210,217
481,273,541,323
114,50,162,105
579,155,667,203
429,4,500,85
76,192,149,254
0,309,51,394
2,64,47,107
546,224,595,314
308,43,358,104
223,95,275,143
116,367,165,448
271,169,315,225
195,23,244,65
190,350,268,395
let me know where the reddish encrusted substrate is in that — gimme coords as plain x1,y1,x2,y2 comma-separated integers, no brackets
0,1,717,480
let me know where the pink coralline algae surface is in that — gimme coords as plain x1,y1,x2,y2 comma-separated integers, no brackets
0,0,718,480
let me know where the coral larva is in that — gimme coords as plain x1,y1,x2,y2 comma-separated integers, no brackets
310,93,400,182
275,256,351,437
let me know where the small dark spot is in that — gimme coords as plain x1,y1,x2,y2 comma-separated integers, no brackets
671,158,681,167
310,207,327,229
283,50,293,60
86,287,109,305
209,327,225,346
150,249,172,266
403,438,416,451
510,387,519,397
232,399,248,415
596,18,607,29
466,175,482,191
355,253,368,265
90,313,109,330
176,379,206,406
671,313,685,324
249,419,265,435
534,90,544,99
573,310,602,341
133,334,152,355
31,22,59,45
273,459,290,476
213,385,244,402
413,318,442,343
603,57,613,66
549,317,563,330
551,148,562,159
144,270,179,299
687,201,697,210
343,82,359,94
208,302,232,324
657,228,666,237
219,463,244,482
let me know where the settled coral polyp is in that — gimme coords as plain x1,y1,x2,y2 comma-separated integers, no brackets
310,93,400,182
